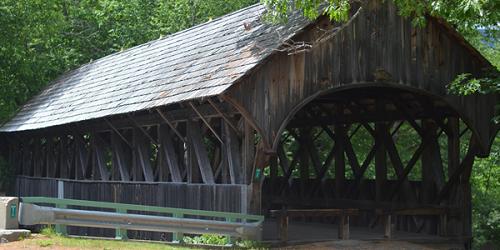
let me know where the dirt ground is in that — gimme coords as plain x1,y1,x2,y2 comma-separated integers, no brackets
0,234,189,250
0,234,78,250
0,234,464,250
276,240,464,250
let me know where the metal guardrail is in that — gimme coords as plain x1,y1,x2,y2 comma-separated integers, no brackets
20,196,264,241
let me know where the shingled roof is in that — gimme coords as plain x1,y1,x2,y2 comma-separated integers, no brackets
1,4,310,132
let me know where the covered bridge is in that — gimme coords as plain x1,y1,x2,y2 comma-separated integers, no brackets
1,1,498,247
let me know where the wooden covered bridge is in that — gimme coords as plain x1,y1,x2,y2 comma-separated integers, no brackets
0,1,497,247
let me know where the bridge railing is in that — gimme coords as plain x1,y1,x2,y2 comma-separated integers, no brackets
20,196,263,242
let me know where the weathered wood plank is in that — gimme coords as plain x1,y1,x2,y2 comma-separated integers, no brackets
159,125,182,183
92,134,111,181
188,121,215,184
136,133,155,182
334,125,346,199
375,121,387,202
242,121,255,184
225,120,242,184
111,132,131,181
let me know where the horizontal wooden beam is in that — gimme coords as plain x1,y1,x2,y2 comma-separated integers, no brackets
270,197,456,211
269,208,359,218
288,108,456,128
10,103,238,137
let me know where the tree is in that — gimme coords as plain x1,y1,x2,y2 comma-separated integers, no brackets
0,0,257,124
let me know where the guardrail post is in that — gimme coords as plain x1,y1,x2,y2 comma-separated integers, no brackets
55,180,67,236
172,213,183,243
115,208,128,240
226,217,236,245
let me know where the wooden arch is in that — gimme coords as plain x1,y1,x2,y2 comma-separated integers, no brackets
271,82,481,151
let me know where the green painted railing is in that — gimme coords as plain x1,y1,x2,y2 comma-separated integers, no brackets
21,196,263,241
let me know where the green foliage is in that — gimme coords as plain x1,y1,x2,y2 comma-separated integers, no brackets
40,226,58,237
471,136,500,249
0,0,257,125
182,234,228,245
446,36,499,123
182,234,268,248
261,0,351,23
448,73,494,96
261,0,499,34
236,239,269,248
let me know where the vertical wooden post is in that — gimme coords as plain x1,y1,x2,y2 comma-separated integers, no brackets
270,156,278,195
59,136,68,179
422,120,439,234
375,122,387,202
33,138,42,177
8,140,20,175
74,135,88,180
136,131,154,182
188,121,215,184
279,207,288,243
111,132,131,181
335,125,346,199
298,129,310,197
384,214,392,238
67,136,76,180
186,120,199,183
447,118,460,179
225,120,242,184
242,121,255,184
93,134,111,181
446,117,460,236
46,138,54,177
52,138,61,178
132,129,143,181
338,214,350,240
158,125,182,182
439,214,447,236
249,142,268,214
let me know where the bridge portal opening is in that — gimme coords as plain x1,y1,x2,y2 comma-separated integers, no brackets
261,85,475,243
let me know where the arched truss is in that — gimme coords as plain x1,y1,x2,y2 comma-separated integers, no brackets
262,83,479,236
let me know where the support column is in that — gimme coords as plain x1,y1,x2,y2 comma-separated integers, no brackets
446,117,460,236
422,119,443,234
335,125,346,199
298,129,310,197
249,142,268,214
375,122,387,202
242,121,255,184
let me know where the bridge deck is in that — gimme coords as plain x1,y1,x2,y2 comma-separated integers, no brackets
262,219,464,249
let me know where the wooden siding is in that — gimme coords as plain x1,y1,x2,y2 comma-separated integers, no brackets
226,1,497,155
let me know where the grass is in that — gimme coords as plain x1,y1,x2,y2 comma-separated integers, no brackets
9,227,268,250
30,236,194,250
22,227,197,250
